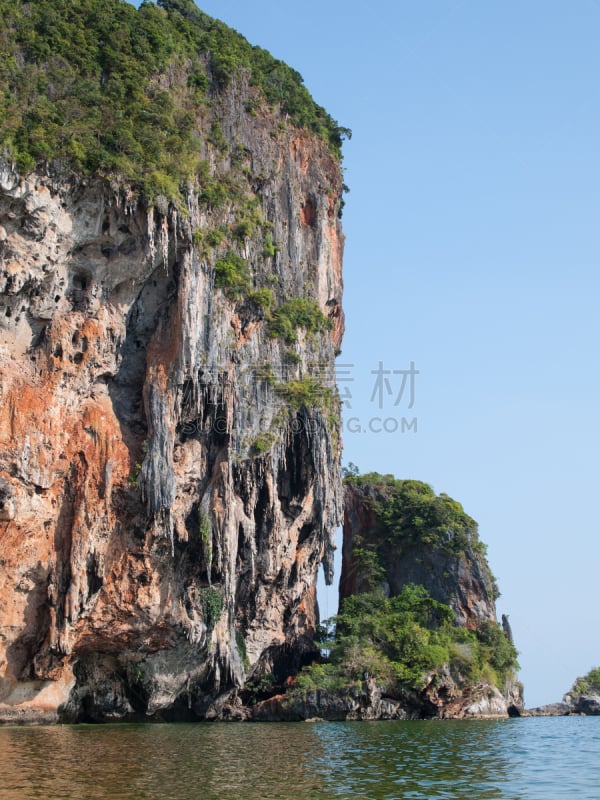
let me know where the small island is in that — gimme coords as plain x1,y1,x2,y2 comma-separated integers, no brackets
239,471,523,721
527,668,600,717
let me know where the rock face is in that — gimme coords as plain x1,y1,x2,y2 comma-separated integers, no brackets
253,680,410,722
337,480,523,719
342,482,498,629
528,691,600,716
541,668,600,715
251,677,521,722
0,79,344,722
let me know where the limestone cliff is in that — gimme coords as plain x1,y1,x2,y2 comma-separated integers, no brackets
335,476,523,719
342,480,498,628
0,2,345,723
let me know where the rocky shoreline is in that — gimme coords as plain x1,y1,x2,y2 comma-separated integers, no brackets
526,692,600,717
3,688,600,725
251,678,522,722
0,674,523,725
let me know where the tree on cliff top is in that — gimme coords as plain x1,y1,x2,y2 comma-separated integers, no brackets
0,0,347,194
344,472,487,564
570,667,600,696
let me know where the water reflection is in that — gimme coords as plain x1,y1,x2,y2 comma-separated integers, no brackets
0,723,326,800
312,720,515,799
0,718,599,800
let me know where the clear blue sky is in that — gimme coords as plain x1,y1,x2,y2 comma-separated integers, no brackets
147,1,600,707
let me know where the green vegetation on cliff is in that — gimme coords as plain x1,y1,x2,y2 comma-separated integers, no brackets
295,585,519,694
570,667,600,696
214,251,252,299
292,471,518,699
268,297,333,344
345,472,486,559
0,0,347,193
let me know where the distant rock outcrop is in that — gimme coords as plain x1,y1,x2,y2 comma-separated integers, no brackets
528,667,600,716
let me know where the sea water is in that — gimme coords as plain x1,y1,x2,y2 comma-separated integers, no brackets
0,716,598,799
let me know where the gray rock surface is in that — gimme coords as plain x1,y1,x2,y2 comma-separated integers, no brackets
251,673,521,722
528,691,600,717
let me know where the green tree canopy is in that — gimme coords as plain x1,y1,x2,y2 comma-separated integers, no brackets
0,0,346,196
296,584,519,694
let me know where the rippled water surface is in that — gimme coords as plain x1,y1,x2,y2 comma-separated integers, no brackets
0,717,599,799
